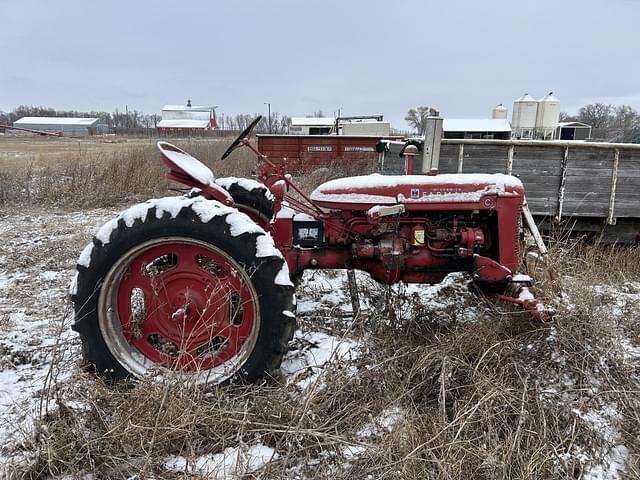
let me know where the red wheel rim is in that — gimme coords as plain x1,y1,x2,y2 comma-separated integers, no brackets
101,238,259,378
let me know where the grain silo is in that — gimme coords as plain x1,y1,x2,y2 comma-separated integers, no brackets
535,92,560,139
511,93,538,139
491,104,508,119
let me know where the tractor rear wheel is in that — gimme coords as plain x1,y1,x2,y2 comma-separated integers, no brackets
71,196,295,386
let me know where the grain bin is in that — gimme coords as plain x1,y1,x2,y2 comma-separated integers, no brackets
535,92,560,139
512,93,538,139
491,104,508,119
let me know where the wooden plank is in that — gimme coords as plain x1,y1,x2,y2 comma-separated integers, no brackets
608,149,620,225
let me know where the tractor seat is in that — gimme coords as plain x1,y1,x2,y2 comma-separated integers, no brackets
157,141,215,186
310,173,524,210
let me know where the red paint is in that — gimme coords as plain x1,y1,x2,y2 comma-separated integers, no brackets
157,136,552,322
117,242,257,370
257,134,391,172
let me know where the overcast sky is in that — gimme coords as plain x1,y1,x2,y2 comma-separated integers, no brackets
1,0,638,128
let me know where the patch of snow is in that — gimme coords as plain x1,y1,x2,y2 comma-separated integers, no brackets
293,212,317,222
120,201,151,227
91,197,247,250
68,272,79,296
190,197,235,222
341,445,366,460
77,242,94,267
572,405,629,479
225,210,264,237
281,330,359,390
157,142,215,186
255,233,282,259
164,443,277,478
95,218,118,245
275,204,296,219
215,177,275,201
358,407,404,439
40,270,61,281
620,338,640,362
275,264,294,287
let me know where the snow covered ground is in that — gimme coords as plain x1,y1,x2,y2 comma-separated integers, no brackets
0,206,638,478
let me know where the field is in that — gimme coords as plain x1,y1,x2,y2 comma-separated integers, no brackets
0,134,639,479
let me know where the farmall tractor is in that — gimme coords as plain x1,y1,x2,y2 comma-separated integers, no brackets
72,116,551,386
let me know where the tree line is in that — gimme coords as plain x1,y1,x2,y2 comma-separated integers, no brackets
405,103,640,143
0,105,293,134
560,103,640,143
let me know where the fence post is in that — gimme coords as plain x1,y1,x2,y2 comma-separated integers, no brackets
506,144,515,175
555,146,569,222
457,144,464,173
607,148,620,225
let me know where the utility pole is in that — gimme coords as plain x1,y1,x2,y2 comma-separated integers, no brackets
264,102,271,133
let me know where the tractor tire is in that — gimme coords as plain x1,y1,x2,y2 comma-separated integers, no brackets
214,177,275,228
71,196,295,386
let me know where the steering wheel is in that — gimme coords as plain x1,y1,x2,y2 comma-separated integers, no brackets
221,115,263,160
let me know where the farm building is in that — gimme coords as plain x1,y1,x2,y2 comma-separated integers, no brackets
289,117,336,135
556,121,592,141
12,117,107,136
443,118,512,140
289,116,391,136
157,101,218,135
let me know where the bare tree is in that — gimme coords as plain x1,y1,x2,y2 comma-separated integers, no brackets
559,111,577,122
405,106,439,134
577,103,614,129
612,105,639,130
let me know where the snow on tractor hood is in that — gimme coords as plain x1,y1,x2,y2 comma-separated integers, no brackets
310,173,524,209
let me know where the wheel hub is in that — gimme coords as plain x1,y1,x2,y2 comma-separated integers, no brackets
106,239,259,374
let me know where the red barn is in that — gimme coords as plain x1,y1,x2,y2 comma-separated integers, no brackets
157,101,217,136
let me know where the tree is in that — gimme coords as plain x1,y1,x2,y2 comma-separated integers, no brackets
577,103,614,129
612,105,639,130
559,111,577,122
405,106,439,134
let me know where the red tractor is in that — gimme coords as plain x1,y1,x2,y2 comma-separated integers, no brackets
72,116,550,386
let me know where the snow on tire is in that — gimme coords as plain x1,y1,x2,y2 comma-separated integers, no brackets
71,196,295,386
214,177,275,227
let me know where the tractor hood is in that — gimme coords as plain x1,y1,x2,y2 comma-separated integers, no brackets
310,173,524,210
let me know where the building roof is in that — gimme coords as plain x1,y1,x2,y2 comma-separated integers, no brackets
557,121,591,128
157,119,211,129
291,117,336,126
515,93,538,103
162,105,213,112
14,117,99,126
443,118,512,133
540,92,560,103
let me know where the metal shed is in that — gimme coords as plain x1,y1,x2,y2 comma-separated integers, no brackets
13,117,104,136
443,118,512,140
556,121,592,141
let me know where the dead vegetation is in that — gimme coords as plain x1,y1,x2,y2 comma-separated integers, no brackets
0,138,638,478
0,138,256,208
0,136,376,209
0,240,637,479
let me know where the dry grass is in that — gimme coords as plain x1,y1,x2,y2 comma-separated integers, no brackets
3,242,639,479
0,137,256,208
1,138,638,478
